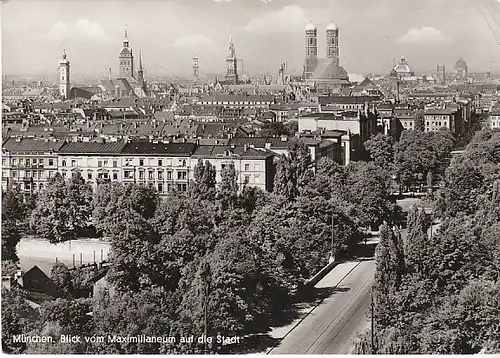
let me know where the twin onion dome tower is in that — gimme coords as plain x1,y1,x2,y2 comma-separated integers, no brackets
304,21,350,93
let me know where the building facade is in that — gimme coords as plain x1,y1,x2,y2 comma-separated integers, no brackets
2,138,65,193
190,145,275,192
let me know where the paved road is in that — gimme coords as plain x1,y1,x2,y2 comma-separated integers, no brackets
270,260,374,354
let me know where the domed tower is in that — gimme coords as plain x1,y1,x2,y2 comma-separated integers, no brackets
304,22,318,80
225,34,238,84
454,57,468,79
119,27,134,79
326,22,339,65
59,50,70,100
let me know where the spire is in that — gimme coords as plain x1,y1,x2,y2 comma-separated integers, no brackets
139,50,143,71
63,49,67,60
125,25,128,39
228,33,235,58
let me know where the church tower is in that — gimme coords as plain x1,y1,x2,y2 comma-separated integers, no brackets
326,22,339,65
225,34,238,84
59,50,70,100
137,50,145,85
119,27,134,78
304,22,318,80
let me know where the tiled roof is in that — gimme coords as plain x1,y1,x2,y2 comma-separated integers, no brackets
199,94,275,103
192,145,274,159
59,141,127,154
122,141,196,156
2,137,66,153
319,95,381,105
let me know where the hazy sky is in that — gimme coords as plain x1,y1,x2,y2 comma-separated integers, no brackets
3,0,500,78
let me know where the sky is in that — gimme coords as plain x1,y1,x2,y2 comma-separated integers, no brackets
2,0,500,78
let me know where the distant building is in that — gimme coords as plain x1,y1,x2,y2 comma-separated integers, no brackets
436,63,446,84
59,50,70,100
390,57,414,79
487,106,500,129
454,57,468,79
303,22,351,94
119,28,134,79
423,107,462,135
225,35,238,85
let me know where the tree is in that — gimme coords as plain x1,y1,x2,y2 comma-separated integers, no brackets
216,163,239,212
2,185,25,222
50,262,73,294
93,182,159,237
273,139,313,202
30,173,93,243
364,134,394,171
1,288,39,354
190,159,216,201
345,161,396,229
2,219,21,262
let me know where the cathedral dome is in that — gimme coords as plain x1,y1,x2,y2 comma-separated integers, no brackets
454,57,467,70
326,22,338,30
392,56,413,77
305,22,316,31
312,59,349,81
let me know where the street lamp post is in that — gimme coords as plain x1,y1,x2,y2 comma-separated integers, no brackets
371,287,375,354
329,214,335,263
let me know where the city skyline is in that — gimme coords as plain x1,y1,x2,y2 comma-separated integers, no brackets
3,0,500,78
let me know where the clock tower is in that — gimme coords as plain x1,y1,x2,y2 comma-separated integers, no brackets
59,50,70,100
119,27,134,78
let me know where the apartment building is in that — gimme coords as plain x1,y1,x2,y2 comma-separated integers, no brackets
120,141,196,194
57,141,127,186
190,145,275,192
2,137,64,192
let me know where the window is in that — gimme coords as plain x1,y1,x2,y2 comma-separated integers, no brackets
124,171,133,179
113,172,118,180
244,164,250,171
26,171,31,178
33,171,38,179
2,159,6,166
254,174,260,182
244,175,250,184
39,183,43,190
2,171,6,178
12,171,17,178
177,183,187,192
26,159,30,166
12,159,17,165
19,159,24,166
177,171,187,180
48,159,54,166
104,160,108,167
254,164,260,171
221,164,226,170
98,160,102,167
158,183,163,193
33,158,37,164
71,160,76,167
139,159,144,166
88,172,93,180
139,171,144,180
158,159,163,166
180,159,186,167
48,171,54,178
167,171,172,180
158,171,163,180
25,183,30,191
113,160,118,168
148,171,154,180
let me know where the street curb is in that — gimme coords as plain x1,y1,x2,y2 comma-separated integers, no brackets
266,260,362,355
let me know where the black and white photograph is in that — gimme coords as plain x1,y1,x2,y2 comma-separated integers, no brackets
1,0,500,354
